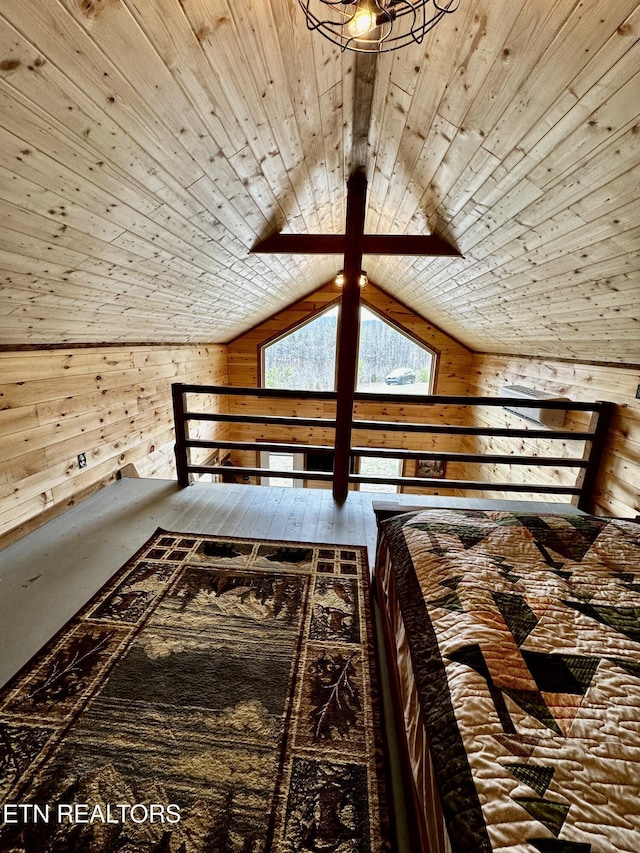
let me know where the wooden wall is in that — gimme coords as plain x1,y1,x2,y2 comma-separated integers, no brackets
462,354,640,518
226,281,473,491
0,344,227,547
5,300,634,547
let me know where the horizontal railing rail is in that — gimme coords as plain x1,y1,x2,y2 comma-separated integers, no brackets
180,384,601,410
179,384,339,400
350,419,593,439
171,384,612,511
349,474,583,495
184,438,588,468
186,412,337,428
187,465,334,483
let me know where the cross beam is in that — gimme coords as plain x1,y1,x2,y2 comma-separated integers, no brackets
251,175,460,502
252,231,460,257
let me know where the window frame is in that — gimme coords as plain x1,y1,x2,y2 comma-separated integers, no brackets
259,297,439,395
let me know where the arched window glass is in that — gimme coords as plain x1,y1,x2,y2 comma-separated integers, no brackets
263,305,338,390
357,306,435,394
262,303,435,394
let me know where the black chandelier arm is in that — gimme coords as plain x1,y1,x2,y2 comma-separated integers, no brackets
386,0,459,13
434,0,460,12
385,0,455,44
300,1,349,34
384,0,457,25
384,0,418,31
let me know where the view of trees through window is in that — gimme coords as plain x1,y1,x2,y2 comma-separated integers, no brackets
263,305,434,393
264,308,337,391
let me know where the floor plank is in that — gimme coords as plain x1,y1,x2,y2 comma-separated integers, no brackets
0,477,587,852
0,477,584,687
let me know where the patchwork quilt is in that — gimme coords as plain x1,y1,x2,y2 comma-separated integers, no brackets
380,509,640,853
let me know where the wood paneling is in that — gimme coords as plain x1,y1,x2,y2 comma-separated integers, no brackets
0,0,636,363
462,354,640,517
227,281,473,388
0,344,227,545
225,282,472,492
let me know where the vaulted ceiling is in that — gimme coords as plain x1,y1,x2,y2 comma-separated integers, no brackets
0,0,638,362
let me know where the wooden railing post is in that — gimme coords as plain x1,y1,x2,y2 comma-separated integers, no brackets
333,173,368,503
171,382,190,487
576,401,613,512
168,384,609,503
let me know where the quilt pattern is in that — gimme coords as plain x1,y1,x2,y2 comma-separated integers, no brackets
381,509,640,853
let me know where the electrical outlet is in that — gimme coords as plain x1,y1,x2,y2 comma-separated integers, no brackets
78,453,87,469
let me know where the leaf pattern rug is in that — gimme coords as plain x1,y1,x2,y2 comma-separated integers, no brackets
0,530,390,852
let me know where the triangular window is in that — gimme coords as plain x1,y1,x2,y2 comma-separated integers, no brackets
356,305,435,393
262,303,435,393
263,305,338,390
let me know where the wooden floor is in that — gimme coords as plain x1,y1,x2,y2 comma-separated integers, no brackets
0,477,581,688
0,478,582,851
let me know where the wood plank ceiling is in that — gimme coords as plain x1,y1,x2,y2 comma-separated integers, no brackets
0,0,638,363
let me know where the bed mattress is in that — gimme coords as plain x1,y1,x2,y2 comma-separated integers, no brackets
377,509,640,852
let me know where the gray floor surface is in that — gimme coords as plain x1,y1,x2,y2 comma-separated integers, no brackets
0,478,581,850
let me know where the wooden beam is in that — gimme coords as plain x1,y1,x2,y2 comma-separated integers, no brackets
352,53,377,173
363,234,461,256
576,400,614,512
333,173,368,503
251,233,346,254
171,383,190,487
251,232,460,256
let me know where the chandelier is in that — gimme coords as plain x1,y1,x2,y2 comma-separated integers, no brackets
298,0,460,53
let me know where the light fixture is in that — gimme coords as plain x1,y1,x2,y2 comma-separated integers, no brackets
335,270,368,287
299,0,459,53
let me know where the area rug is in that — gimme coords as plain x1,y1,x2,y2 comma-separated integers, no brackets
0,530,390,852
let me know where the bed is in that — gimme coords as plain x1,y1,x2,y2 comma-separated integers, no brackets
375,506,640,853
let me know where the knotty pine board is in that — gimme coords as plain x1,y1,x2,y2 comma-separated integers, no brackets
1,0,637,362
0,344,228,544
461,354,640,517
226,281,473,494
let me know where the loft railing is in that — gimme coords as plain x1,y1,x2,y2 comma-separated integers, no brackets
171,383,613,512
